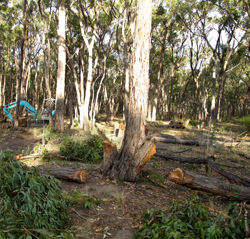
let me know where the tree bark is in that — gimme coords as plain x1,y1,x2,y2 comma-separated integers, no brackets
55,0,66,132
15,0,27,128
169,168,250,201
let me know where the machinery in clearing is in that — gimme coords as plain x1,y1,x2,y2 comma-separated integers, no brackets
3,99,56,126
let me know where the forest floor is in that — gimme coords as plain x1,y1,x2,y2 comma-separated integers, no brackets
0,118,250,239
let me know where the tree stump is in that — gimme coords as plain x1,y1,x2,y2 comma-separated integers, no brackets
101,141,119,176
117,124,125,139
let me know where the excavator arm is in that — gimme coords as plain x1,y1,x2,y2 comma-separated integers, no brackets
3,100,39,121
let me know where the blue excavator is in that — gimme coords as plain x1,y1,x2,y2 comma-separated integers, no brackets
3,99,55,122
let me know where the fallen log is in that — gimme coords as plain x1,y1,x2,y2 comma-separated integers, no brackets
156,145,196,154
39,166,86,183
155,152,250,187
147,134,201,146
224,142,250,147
169,168,250,201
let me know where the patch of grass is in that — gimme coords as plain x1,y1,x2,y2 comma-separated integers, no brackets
241,115,250,131
152,162,162,168
32,127,43,136
148,172,165,184
100,185,126,205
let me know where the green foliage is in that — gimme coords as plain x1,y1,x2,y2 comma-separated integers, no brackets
148,172,165,183
33,142,49,158
44,125,59,141
64,189,101,209
0,150,75,238
60,134,103,164
189,120,198,127
134,199,247,239
210,126,218,146
241,115,250,131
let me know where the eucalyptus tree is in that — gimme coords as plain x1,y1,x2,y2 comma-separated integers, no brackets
102,0,153,181
0,1,18,114
55,0,66,132
38,0,55,126
193,1,240,122
150,3,173,121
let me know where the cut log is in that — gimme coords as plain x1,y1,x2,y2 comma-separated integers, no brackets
117,124,125,139
39,166,86,183
155,152,250,187
101,141,119,176
169,168,250,201
147,135,201,146
167,121,185,129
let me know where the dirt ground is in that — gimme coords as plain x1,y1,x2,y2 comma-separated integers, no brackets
0,120,250,239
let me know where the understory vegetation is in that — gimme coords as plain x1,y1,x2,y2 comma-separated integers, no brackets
134,199,248,239
0,150,75,238
59,134,104,163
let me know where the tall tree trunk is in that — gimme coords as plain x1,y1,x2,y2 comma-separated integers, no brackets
102,0,155,181
15,0,27,128
39,0,53,126
55,0,66,132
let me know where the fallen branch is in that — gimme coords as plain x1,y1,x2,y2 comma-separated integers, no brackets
16,154,88,162
147,176,169,189
71,208,87,220
155,152,250,187
169,168,250,201
156,145,196,154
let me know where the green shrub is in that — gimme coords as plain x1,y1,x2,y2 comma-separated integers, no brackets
60,134,103,164
134,199,247,239
0,150,75,238
189,120,198,127
241,115,250,131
